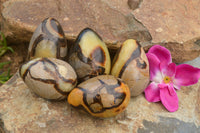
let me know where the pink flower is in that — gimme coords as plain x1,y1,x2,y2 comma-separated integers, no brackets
145,45,200,112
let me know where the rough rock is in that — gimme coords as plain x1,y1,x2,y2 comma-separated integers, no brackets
0,0,8,30
133,0,200,44
0,67,200,132
157,37,200,63
132,0,200,63
127,0,143,10
144,39,200,63
2,0,200,63
1,0,151,50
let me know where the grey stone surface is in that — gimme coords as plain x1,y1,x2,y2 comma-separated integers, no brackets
183,56,200,68
138,117,200,133
0,71,200,132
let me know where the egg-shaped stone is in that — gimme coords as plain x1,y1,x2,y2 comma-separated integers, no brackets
67,28,111,82
19,57,77,100
67,75,130,118
28,17,67,60
111,39,149,96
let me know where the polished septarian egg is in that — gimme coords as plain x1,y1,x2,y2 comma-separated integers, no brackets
68,28,111,82
19,57,77,100
67,75,130,118
28,17,67,60
111,39,149,96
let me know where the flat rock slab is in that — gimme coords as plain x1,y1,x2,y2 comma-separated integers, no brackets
3,0,200,44
159,39,200,63
2,0,200,63
133,0,200,43
1,0,151,49
0,71,200,133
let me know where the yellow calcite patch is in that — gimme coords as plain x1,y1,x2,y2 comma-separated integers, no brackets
111,39,149,96
111,39,138,77
33,40,56,59
79,30,111,74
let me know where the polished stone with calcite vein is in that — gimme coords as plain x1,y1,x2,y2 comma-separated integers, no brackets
111,39,149,96
68,75,130,118
19,57,77,100
68,28,111,83
28,17,68,60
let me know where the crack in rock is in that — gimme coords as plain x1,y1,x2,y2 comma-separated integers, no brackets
0,114,8,133
128,0,143,10
194,39,200,46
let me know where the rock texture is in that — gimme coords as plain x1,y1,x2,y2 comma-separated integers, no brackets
144,38,200,63
1,0,200,63
127,0,143,10
1,0,151,50
157,38,200,63
0,68,200,132
132,0,200,62
0,0,8,30
133,0,200,44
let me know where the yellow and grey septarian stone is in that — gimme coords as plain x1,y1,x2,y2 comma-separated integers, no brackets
67,75,130,118
28,17,67,60
68,28,111,82
111,39,149,96
19,57,77,100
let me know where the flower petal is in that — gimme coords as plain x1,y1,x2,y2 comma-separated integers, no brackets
146,53,163,83
174,64,200,88
161,62,176,77
148,45,172,64
144,82,160,102
159,83,179,112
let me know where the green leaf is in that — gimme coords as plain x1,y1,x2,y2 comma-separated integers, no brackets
0,32,7,46
0,32,14,57
6,47,14,53
0,69,12,84
0,80,5,84
0,32,14,84
0,49,6,57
